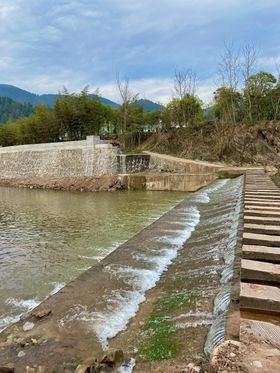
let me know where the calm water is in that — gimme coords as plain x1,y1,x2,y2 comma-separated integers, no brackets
0,187,186,331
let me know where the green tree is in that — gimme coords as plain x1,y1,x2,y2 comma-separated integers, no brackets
162,95,203,129
213,87,242,123
244,71,277,121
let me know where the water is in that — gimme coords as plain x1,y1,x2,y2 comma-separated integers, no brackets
56,177,243,358
0,187,186,332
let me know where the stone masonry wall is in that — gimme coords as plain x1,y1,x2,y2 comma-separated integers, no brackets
0,136,120,178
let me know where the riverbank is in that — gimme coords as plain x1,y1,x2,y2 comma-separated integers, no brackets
140,121,280,167
0,176,122,192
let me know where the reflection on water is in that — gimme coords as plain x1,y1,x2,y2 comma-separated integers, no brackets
0,187,186,331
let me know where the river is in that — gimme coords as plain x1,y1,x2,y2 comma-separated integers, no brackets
0,187,186,332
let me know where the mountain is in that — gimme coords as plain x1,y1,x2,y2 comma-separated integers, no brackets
0,84,120,109
135,99,164,112
0,84,164,112
0,96,34,123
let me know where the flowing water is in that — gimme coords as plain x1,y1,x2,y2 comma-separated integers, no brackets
0,187,186,332
0,177,244,370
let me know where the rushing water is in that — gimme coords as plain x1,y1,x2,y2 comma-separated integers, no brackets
56,177,243,358
0,187,186,332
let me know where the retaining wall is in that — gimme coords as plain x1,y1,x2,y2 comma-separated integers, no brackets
0,136,120,178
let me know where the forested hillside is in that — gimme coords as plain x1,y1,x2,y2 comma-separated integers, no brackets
0,84,120,109
0,97,33,123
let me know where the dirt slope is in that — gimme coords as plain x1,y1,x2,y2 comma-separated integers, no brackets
140,121,280,167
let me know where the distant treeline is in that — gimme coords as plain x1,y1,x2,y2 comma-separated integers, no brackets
0,97,33,123
1,43,280,148
0,88,160,147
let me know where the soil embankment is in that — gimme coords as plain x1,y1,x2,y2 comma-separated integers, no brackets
140,121,280,167
0,176,122,192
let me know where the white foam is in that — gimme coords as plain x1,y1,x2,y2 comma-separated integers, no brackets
6,297,40,311
50,282,65,295
118,359,136,373
174,311,213,320
176,319,213,329
79,255,104,261
59,206,200,349
0,314,21,333
192,179,229,204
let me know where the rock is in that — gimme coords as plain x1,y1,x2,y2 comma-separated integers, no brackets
23,321,34,331
186,363,201,372
26,367,48,373
252,360,263,369
100,349,124,367
75,365,91,373
32,308,52,319
0,364,14,373
31,338,38,345
209,340,240,373
18,350,26,358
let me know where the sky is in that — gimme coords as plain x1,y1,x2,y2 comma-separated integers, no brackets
0,0,279,105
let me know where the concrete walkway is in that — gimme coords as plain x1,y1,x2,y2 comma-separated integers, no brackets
240,169,280,364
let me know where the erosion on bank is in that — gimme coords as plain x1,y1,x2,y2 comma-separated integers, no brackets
0,176,122,192
139,121,280,167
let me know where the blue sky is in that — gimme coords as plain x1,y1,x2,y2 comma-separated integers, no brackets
0,0,279,104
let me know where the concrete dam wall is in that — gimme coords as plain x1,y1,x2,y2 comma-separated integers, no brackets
0,137,231,191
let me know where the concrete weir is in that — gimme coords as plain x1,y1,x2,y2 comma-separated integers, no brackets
0,177,244,371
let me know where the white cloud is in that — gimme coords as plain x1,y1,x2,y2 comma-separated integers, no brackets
91,77,216,105
258,55,280,68
0,0,279,104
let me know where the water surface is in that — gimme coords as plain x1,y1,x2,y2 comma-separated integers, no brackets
0,187,186,331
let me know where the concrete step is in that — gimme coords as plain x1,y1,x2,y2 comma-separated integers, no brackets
245,190,280,193
244,209,280,218
243,245,280,263
244,215,280,226
243,232,280,246
240,282,280,313
246,205,280,211
244,200,280,207
245,195,280,199
245,195,280,200
244,223,280,236
241,259,280,284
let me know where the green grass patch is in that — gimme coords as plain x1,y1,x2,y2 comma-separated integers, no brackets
155,291,198,313
139,315,180,361
139,335,181,361
138,291,198,361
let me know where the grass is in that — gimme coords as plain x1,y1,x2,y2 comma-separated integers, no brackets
139,315,180,361
155,291,198,313
138,291,198,361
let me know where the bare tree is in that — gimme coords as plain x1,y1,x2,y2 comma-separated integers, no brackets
241,44,258,123
173,68,198,127
275,58,280,83
218,42,241,125
272,59,280,119
116,74,138,135
173,68,197,99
